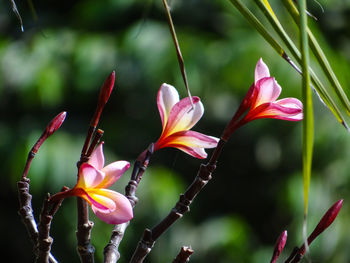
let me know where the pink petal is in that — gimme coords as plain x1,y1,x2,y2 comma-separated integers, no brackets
254,58,270,84
171,145,208,159
252,77,281,108
89,189,133,224
157,83,180,131
78,163,105,189
98,161,130,188
88,143,105,170
248,101,303,121
275,97,303,109
164,97,203,135
159,130,218,149
84,190,111,210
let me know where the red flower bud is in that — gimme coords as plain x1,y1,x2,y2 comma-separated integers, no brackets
308,199,343,244
45,111,67,137
299,199,343,255
90,71,115,127
270,230,287,263
98,71,115,107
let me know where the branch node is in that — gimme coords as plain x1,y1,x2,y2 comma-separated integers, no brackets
174,194,191,214
140,229,155,250
125,180,139,206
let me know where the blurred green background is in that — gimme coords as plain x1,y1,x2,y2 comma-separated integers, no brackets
1,0,350,262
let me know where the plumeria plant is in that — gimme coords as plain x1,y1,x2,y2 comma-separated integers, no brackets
13,1,347,263
17,58,343,263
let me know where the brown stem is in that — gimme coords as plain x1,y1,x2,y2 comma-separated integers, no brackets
18,111,66,263
76,196,95,263
17,178,58,263
17,178,39,250
103,144,154,263
103,222,129,263
129,139,226,263
36,195,54,263
81,126,97,158
76,71,115,262
76,130,104,263
36,188,68,263
172,246,194,263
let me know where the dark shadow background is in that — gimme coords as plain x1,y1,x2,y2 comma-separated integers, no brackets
1,0,350,262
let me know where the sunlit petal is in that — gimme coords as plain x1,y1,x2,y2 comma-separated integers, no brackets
77,163,105,189
275,97,303,109
164,97,203,135
170,145,208,159
99,161,130,188
249,102,303,121
254,58,270,84
84,190,111,210
253,77,281,107
161,130,218,149
89,189,133,224
157,83,180,130
89,143,105,170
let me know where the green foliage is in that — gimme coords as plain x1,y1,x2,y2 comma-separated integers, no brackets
1,0,350,262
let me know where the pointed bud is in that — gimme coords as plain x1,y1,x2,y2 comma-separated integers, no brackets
308,199,343,244
98,71,115,107
45,111,67,137
270,230,287,263
91,71,115,127
299,199,343,255
32,111,67,153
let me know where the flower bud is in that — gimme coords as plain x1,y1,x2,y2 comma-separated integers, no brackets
98,71,115,107
307,199,343,244
270,230,287,263
45,111,67,137
91,71,115,127
299,199,343,255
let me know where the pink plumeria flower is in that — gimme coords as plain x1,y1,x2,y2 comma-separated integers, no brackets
51,143,133,224
223,58,303,140
153,83,219,159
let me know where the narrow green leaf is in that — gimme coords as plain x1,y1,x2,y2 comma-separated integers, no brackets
229,0,284,56
282,0,350,116
162,0,193,105
298,0,313,216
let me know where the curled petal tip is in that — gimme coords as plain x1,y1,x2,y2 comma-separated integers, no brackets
255,58,270,84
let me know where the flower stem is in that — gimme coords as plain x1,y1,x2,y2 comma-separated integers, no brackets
172,246,194,263
128,139,226,263
103,144,154,263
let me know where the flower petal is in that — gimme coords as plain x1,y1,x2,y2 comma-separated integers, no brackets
253,77,281,107
275,97,303,109
157,83,180,130
89,189,133,224
159,130,218,149
170,145,208,159
85,190,111,210
248,101,303,121
98,161,130,188
164,97,203,135
88,143,105,170
77,163,105,189
255,58,270,84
